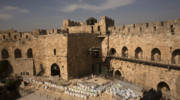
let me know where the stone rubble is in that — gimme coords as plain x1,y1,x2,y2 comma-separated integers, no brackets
23,78,139,100
105,82,139,100
24,78,66,90
65,81,139,100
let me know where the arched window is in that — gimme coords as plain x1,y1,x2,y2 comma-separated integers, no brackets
26,35,28,39
172,49,180,64
14,48,22,58
110,48,116,55
151,48,161,61
1,49,9,59
135,47,143,59
27,48,33,58
122,46,128,58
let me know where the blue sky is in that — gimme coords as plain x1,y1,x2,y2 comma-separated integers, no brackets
0,0,180,31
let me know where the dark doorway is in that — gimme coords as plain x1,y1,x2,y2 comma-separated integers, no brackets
115,70,121,79
51,63,60,77
157,82,171,100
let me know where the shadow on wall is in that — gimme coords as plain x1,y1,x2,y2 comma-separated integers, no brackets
67,33,104,78
36,64,45,76
0,60,13,80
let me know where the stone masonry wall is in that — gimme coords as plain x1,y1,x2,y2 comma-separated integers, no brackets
101,18,180,99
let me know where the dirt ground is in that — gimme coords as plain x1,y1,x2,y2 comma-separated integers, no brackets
18,90,126,100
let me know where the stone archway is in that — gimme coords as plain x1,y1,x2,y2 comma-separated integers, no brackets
114,70,122,79
51,63,60,77
157,81,171,100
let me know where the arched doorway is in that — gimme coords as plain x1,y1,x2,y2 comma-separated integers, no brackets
114,70,122,79
157,82,171,100
51,63,60,77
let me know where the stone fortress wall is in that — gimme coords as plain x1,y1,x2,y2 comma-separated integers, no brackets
101,18,180,99
0,30,68,80
0,16,180,99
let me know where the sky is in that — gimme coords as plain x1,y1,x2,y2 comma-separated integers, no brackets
0,0,180,31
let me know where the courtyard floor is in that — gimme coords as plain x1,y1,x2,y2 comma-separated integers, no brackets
17,76,143,100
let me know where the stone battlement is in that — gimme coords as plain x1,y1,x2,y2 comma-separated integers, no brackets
109,18,180,35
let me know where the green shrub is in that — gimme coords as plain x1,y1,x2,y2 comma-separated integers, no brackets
5,79,21,90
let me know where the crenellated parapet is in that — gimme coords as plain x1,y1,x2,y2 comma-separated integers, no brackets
109,18,180,36
0,28,66,42
0,31,34,42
